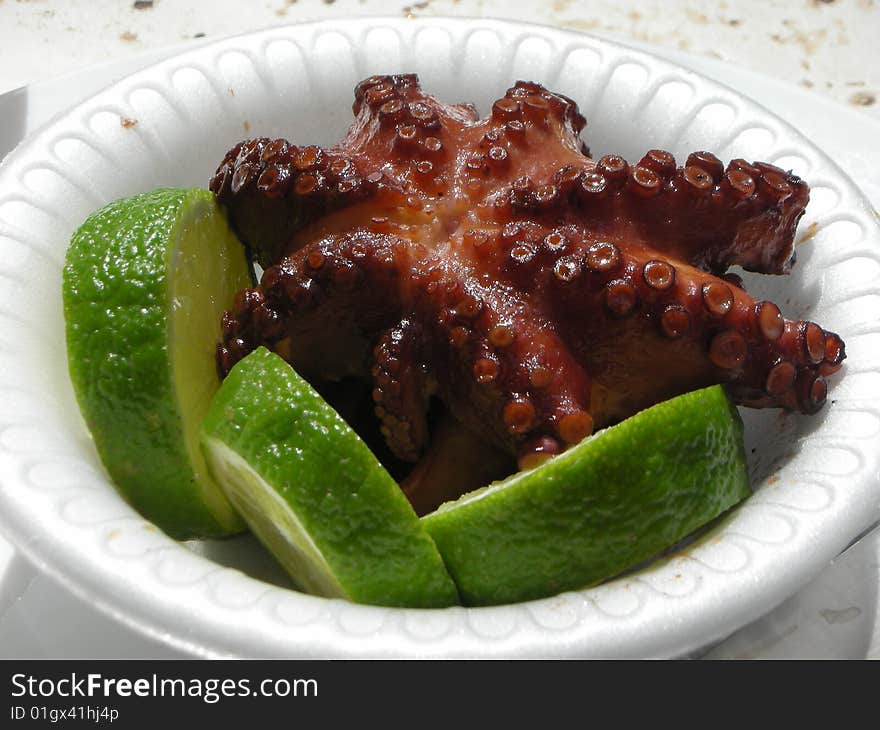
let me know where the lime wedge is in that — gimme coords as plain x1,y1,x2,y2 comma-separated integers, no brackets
422,385,752,606
63,188,251,538
199,347,459,608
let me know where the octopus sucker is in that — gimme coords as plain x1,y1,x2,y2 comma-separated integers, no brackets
212,74,846,514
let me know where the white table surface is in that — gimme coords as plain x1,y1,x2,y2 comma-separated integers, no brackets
2,0,878,121
1,0,879,659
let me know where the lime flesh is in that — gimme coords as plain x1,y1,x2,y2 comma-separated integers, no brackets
422,385,752,606
63,188,251,538
200,347,459,608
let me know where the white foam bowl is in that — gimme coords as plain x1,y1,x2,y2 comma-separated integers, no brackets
0,17,878,658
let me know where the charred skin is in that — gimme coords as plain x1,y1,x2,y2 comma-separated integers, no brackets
212,74,845,506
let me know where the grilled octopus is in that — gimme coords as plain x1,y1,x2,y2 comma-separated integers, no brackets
209,74,845,512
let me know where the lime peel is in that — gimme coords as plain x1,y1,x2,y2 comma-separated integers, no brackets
422,385,752,606
200,347,459,608
63,188,250,538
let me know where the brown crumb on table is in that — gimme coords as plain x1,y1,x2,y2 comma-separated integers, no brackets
120,117,138,129
402,1,429,14
684,8,709,23
849,91,876,106
276,0,298,15
133,0,154,9
119,31,138,42
243,120,250,133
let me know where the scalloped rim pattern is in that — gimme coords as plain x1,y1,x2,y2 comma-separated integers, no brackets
0,17,878,658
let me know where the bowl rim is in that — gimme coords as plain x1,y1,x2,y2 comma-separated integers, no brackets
1,15,878,658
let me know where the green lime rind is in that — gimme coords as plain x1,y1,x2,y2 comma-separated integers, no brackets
422,385,752,606
199,347,460,608
63,188,250,539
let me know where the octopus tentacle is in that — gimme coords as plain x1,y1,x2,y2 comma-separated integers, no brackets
421,277,595,469
601,152,809,275
499,150,808,276
210,138,378,268
220,230,420,381
371,320,433,462
544,241,842,424
400,413,515,516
